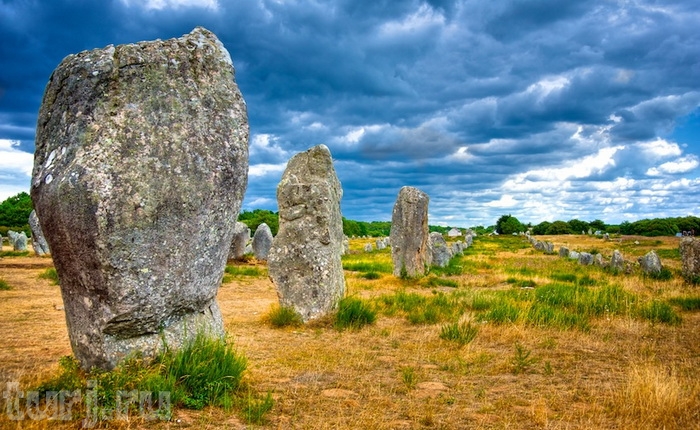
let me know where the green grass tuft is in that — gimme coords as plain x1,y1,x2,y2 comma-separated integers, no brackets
38,267,60,285
225,265,266,277
335,297,377,330
0,278,10,290
668,296,700,311
639,300,682,325
267,306,304,328
360,271,381,280
439,321,479,345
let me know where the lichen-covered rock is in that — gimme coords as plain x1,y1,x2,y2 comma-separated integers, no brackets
29,210,50,256
364,243,373,252
228,221,251,260
611,250,624,271
638,250,662,275
12,232,28,251
429,232,452,268
268,145,345,322
390,186,431,277
252,223,273,261
680,237,700,282
30,27,249,370
578,252,593,265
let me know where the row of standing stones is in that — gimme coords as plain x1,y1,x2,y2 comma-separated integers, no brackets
26,28,700,371
527,234,700,280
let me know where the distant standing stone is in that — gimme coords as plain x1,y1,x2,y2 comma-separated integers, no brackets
610,250,625,271
13,232,28,251
31,27,249,370
228,221,251,260
268,145,346,322
578,252,593,265
252,223,273,261
364,243,373,252
376,239,386,250
390,186,431,277
429,232,452,268
680,237,700,282
29,210,50,256
638,250,662,275
559,246,570,258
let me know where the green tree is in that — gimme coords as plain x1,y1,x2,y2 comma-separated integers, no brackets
589,219,607,232
0,192,33,235
495,214,524,235
238,209,279,236
545,221,573,235
532,221,551,235
567,219,590,234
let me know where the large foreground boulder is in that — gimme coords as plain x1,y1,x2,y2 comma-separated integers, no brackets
268,145,346,322
390,186,431,277
31,27,249,369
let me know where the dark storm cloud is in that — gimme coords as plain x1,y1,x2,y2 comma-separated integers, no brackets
1,0,699,226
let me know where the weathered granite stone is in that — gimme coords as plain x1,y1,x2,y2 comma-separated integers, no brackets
244,244,253,255
559,246,570,258
364,243,373,252
610,250,624,271
30,27,249,370
342,236,349,255
451,241,465,256
543,242,554,254
578,252,593,265
268,145,345,322
679,237,700,282
228,221,250,260
534,241,545,251
390,187,431,277
569,251,580,260
465,234,473,247
593,253,605,267
13,232,28,251
429,232,452,268
252,223,273,261
29,210,50,256
376,239,386,250
638,250,662,275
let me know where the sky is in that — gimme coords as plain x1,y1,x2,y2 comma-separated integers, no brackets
1,0,699,228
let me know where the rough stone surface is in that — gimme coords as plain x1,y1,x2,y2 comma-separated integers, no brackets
593,253,605,267
228,221,250,260
12,232,28,251
578,252,593,265
611,250,624,271
429,232,452,268
559,246,570,258
30,27,249,370
679,237,700,282
569,251,580,260
543,241,554,254
29,210,50,256
268,145,346,322
390,187,431,277
376,239,386,250
252,223,273,261
364,243,373,252
638,250,662,275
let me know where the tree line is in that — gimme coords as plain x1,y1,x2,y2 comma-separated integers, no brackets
0,192,697,239
496,214,700,237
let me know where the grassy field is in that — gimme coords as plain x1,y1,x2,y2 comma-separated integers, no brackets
0,234,699,429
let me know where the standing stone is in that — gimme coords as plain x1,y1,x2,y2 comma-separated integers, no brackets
593,253,605,267
252,223,273,261
569,251,580,260
376,239,386,250
268,145,345,322
29,210,50,256
364,243,374,252
578,252,593,265
13,232,28,251
342,236,350,255
543,242,554,254
610,250,624,271
559,246,570,258
680,237,700,282
228,221,251,260
30,27,249,370
429,232,452,268
390,187,431,277
638,250,662,275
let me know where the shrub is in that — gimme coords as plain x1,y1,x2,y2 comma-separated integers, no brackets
335,297,376,330
267,306,303,328
439,321,479,345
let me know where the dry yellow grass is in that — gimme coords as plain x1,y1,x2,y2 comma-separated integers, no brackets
0,236,699,429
